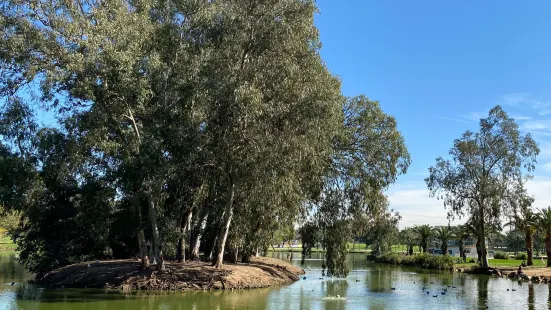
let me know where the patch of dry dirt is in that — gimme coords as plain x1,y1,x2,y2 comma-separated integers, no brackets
39,256,304,291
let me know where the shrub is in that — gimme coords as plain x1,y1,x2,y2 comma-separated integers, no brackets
493,251,509,260
375,252,454,270
515,253,527,260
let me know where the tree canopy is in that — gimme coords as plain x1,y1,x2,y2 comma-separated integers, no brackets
426,106,539,267
0,0,409,276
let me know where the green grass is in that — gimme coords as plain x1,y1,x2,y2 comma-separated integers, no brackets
454,258,548,268
0,235,16,251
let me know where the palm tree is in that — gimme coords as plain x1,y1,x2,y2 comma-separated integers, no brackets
453,224,470,262
537,206,551,267
507,206,538,266
435,226,454,256
413,224,433,253
400,227,417,255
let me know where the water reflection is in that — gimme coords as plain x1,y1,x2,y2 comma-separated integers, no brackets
0,252,550,309
477,276,488,310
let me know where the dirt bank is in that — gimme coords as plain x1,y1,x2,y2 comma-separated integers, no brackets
498,266,551,277
39,257,304,291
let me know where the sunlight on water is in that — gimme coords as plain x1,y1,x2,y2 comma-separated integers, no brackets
0,252,548,309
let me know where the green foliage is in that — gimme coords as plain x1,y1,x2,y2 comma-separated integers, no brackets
514,253,528,260
426,106,539,268
413,224,433,253
323,220,351,277
493,251,509,260
376,252,455,270
0,0,410,275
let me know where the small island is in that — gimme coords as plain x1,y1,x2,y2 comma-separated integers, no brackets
39,257,304,291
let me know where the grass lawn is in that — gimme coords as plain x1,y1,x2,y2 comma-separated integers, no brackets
455,259,548,269
0,235,16,251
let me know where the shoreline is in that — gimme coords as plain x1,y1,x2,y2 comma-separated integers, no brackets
39,257,304,291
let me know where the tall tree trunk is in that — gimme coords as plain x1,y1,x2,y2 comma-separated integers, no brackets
176,210,193,263
476,239,481,262
526,232,533,266
546,236,551,267
133,197,150,269
441,242,448,256
190,210,209,260
148,198,165,272
213,183,235,268
408,245,413,256
479,217,489,268
352,238,356,250
459,238,465,261
137,227,150,269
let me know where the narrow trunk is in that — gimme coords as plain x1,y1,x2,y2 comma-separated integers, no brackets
148,198,165,272
526,232,534,266
546,236,551,267
177,210,193,263
479,229,489,268
476,239,482,262
213,183,235,268
208,238,217,261
190,211,209,260
352,239,356,250
441,242,448,256
408,245,413,256
459,238,465,261
137,228,150,269
478,201,489,268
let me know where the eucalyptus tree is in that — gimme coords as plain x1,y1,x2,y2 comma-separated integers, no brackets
364,209,400,256
507,202,537,265
536,207,551,267
434,226,454,256
413,224,433,253
193,0,344,268
301,96,410,276
426,106,539,268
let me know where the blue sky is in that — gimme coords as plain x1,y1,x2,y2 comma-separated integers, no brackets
314,0,551,227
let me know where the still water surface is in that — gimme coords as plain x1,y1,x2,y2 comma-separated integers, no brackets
0,252,548,309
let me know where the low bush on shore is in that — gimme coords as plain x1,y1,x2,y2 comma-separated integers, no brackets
493,251,509,260
376,253,455,270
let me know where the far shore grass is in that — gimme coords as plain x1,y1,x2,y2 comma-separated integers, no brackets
270,244,551,270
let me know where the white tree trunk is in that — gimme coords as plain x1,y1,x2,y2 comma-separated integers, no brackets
213,183,235,268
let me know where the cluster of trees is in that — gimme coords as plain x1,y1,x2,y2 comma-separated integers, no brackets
505,205,551,266
399,204,551,269
0,0,409,276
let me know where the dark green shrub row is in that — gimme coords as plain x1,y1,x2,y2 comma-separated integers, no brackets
515,253,527,260
493,251,509,260
375,253,455,270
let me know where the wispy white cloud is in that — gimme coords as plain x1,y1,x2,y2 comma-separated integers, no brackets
387,182,466,229
387,176,551,228
511,115,532,121
460,112,486,122
501,93,551,116
436,116,470,124
541,162,551,172
521,120,551,131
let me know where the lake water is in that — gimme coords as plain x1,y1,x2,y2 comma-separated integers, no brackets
0,251,548,309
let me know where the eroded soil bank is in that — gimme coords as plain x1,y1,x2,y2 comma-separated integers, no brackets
39,257,304,291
